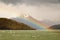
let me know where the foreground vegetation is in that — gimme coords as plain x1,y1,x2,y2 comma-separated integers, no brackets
0,30,60,40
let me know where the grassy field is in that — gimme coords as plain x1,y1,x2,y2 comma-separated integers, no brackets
0,30,60,40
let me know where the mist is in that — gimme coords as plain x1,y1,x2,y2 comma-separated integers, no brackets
0,0,60,26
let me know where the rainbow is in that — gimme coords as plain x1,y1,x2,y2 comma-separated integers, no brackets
0,3,50,30
19,15,50,30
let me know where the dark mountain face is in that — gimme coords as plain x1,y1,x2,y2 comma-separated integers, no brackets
49,24,60,30
0,18,36,30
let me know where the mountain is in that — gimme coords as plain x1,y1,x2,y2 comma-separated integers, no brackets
49,24,60,29
11,17,45,30
0,18,36,30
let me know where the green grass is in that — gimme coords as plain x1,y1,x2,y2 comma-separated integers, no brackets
0,30,60,40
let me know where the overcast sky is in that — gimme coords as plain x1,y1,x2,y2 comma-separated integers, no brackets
0,0,60,5
0,0,60,26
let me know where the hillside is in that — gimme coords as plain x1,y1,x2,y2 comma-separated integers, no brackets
49,24,60,30
0,18,36,30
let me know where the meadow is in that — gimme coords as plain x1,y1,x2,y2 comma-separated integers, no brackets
0,30,60,40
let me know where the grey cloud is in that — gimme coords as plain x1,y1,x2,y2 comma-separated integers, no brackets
0,0,22,5
0,0,60,5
